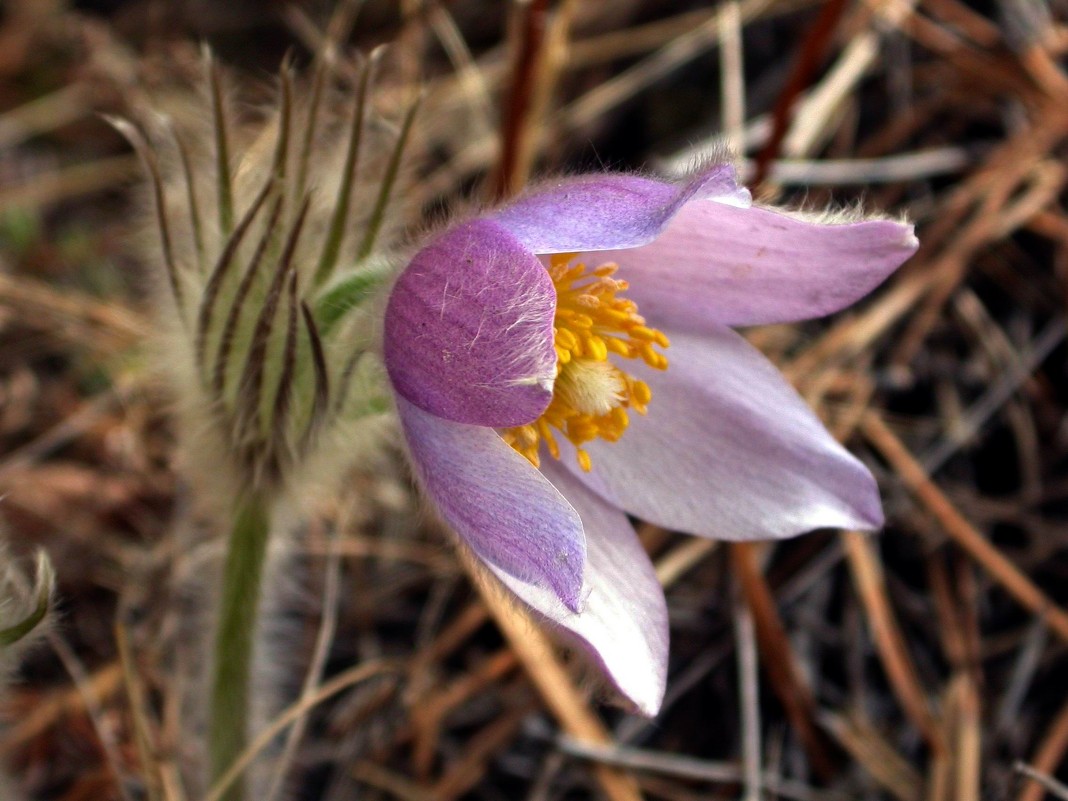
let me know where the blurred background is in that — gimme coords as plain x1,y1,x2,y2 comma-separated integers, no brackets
2,1,1068,799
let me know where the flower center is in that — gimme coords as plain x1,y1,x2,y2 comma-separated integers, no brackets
503,253,669,472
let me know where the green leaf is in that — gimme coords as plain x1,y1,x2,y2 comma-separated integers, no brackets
0,553,54,648
314,263,392,334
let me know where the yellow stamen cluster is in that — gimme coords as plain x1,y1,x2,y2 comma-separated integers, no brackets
503,253,669,471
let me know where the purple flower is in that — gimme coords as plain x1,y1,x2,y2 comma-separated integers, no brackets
383,163,918,715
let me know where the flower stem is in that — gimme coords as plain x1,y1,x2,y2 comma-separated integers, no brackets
210,494,271,801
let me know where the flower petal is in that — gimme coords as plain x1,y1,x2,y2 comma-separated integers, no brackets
565,327,883,539
601,202,917,329
491,163,750,254
396,395,586,611
488,460,668,715
384,219,556,427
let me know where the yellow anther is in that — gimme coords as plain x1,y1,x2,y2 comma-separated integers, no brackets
630,325,660,342
555,327,579,351
577,449,592,472
502,253,670,471
632,379,652,406
584,335,609,362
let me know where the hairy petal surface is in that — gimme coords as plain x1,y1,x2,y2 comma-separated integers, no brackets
492,164,750,255
396,396,586,611
384,219,557,427
566,328,883,539
603,202,918,329
489,461,668,715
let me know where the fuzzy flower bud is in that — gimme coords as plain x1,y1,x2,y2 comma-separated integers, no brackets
119,50,417,495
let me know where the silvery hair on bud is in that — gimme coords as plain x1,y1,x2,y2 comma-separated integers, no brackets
116,45,421,799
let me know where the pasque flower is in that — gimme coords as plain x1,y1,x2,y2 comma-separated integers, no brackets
384,163,917,714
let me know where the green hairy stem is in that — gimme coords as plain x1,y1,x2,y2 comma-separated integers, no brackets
209,495,272,801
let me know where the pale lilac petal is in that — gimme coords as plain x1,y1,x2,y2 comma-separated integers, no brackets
564,327,883,539
396,395,586,611
598,202,918,329
384,219,556,427
489,461,668,715
491,163,750,254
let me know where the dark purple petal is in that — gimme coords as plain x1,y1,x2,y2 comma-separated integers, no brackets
384,219,557,427
602,202,917,329
396,395,586,611
565,327,883,539
488,461,668,715
491,163,749,254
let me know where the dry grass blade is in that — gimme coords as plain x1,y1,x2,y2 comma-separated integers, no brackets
430,701,533,801
491,0,572,200
943,673,982,801
862,412,1068,643
114,622,164,801
1015,698,1068,801
733,580,762,801
10,2,1068,799
730,542,838,781
204,660,401,801
262,525,346,801
842,531,944,752
819,711,924,801
409,648,518,776
0,663,123,756
1016,762,1068,801
461,554,645,801
0,154,141,212
0,272,148,352
752,0,849,187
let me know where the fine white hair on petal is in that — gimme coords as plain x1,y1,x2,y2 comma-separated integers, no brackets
384,218,557,427
476,254,559,393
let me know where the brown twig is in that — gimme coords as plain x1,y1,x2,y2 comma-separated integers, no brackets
862,412,1068,643
751,0,850,188
461,554,645,801
730,542,839,781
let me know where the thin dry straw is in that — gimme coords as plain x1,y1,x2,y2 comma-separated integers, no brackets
204,660,400,801
115,622,164,801
262,523,345,801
